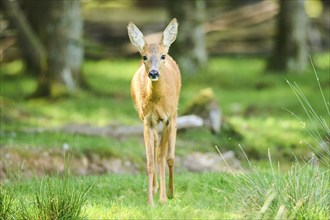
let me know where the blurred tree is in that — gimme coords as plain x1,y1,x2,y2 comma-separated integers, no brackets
166,0,207,73
134,0,165,8
3,0,84,97
267,0,309,73
15,0,48,76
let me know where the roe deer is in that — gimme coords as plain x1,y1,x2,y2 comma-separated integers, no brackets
128,18,181,206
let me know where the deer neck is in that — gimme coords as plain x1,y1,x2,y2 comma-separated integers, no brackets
146,75,165,102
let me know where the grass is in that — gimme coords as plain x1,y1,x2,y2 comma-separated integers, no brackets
82,173,235,219
1,54,329,219
1,163,329,219
229,155,330,219
24,177,91,219
1,54,329,162
0,187,15,219
0,163,93,220
286,60,330,166
228,65,330,219
1,179,91,220
1,172,236,219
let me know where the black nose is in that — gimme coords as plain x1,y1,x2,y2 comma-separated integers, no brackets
148,70,159,80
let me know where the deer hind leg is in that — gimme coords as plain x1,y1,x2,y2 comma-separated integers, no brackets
143,121,155,207
167,118,176,199
159,123,169,204
153,129,159,195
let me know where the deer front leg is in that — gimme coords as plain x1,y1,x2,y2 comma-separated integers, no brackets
159,123,169,204
167,118,176,199
143,121,155,207
153,129,159,195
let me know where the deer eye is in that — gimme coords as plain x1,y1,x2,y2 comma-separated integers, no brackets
160,55,166,60
142,55,147,61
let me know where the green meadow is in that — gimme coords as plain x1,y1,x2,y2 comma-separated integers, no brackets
1,54,329,219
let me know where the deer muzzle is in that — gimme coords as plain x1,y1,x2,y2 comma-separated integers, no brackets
148,70,160,81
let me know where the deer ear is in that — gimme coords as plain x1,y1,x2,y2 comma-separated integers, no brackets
127,22,145,52
162,18,178,49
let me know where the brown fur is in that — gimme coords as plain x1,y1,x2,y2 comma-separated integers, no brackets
129,19,181,206
131,54,181,122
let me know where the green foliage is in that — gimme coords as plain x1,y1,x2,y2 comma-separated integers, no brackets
1,54,329,161
1,54,329,218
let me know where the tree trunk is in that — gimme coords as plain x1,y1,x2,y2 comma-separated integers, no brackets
18,0,48,76
268,0,309,73
3,0,84,97
45,0,84,92
3,0,50,96
166,0,208,74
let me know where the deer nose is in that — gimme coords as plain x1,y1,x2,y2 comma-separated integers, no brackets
148,70,159,81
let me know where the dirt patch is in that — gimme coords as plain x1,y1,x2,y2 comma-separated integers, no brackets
0,146,140,183
1,146,241,183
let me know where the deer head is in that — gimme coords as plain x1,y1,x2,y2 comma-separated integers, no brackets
128,18,178,81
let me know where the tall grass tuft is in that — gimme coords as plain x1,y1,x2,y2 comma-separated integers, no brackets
2,153,93,220
22,153,93,220
228,150,330,219
224,63,330,219
0,187,15,220
30,176,91,219
286,58,330,166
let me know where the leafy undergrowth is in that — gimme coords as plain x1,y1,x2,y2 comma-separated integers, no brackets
1,54,329,163
1,161,329,219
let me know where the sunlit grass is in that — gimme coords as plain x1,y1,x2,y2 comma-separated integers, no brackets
1,175,92,220
1,54,329,219
3,165,328,219
2,173,238,219
0,187,15,219
83,59,139,95
1,54,329,161
227,116,314,158
0,60,24,75
313,52,330,69
0,132,146,166
228,155,330,219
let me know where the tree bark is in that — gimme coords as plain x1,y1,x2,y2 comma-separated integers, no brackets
45,0,84,92
17,0,48,75
3,0,84,97
166,0,208,73
268,0,309,73
3,0,50,96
